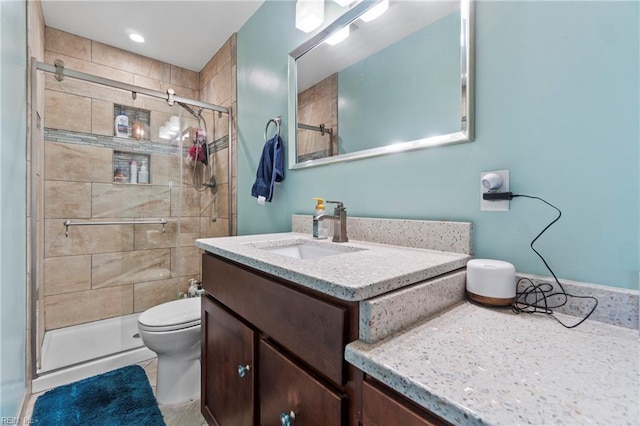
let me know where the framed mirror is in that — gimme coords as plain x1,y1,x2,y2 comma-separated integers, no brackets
288,0,474,169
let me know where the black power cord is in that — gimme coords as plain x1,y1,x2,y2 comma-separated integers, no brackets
483,192,598,328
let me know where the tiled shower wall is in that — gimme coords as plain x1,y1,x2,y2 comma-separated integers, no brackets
297,73,337,161
41,28,235,330
199,33,238,237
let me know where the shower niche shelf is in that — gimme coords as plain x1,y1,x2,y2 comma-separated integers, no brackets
113,151,151,184
114,104,151,141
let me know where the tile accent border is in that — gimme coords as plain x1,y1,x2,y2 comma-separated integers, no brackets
292,215,473,255
44,128,228,156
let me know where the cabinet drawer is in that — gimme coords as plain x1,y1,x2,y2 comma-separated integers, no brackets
202,253,347,385
260,339,345,426
363,379,448,426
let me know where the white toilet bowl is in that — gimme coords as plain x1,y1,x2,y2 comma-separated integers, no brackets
138,297,201,405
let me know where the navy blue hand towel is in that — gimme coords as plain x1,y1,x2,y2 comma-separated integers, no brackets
251,134,284,202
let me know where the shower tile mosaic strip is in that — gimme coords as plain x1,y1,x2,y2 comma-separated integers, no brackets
45,128,180,155
44,128,228,156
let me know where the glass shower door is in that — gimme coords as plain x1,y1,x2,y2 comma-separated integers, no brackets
37,80,192,374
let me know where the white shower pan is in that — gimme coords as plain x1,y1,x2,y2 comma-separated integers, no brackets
32,313,155,393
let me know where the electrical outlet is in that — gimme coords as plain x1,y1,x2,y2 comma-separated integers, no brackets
480,170,510,211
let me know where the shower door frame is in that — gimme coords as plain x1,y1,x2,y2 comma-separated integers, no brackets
30,59,233,379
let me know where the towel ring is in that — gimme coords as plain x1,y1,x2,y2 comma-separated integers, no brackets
265,116,281,141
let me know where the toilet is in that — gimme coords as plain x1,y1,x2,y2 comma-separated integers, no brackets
137,297,201,405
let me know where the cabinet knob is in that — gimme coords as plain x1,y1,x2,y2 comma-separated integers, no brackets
280,411,296,426
237,364,250,378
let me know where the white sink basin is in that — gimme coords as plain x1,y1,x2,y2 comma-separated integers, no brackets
261,241,360,259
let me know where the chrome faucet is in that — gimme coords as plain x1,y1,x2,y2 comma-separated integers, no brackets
315,200,348,243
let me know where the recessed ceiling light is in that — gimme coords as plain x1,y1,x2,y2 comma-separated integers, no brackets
129,33,145,43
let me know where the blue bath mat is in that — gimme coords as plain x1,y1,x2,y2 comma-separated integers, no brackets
32,365,165,426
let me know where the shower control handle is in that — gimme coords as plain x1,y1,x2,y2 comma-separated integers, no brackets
237,364,250,378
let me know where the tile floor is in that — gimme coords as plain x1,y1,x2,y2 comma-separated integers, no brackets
23,358,207,426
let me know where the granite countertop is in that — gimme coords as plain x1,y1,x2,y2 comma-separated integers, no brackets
345,302,640,425
195,232,470,301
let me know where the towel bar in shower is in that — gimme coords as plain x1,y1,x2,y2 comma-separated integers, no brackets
63,219,168,237
297,123,333,136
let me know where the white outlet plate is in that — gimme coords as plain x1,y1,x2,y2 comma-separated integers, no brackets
480,170,510,211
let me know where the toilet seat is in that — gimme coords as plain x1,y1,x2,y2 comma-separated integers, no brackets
138,298,201,332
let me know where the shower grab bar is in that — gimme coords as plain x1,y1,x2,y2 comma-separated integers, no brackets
63,219,168,237
298,123,333,136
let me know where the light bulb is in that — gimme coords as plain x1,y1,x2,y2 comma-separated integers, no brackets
129,33,145,43
296,0,324,33
360,0,388,22
325,26,350,46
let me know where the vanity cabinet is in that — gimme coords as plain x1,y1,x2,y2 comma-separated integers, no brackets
201,295,254,426
260,339,345,425
201,253,360,426
362,378,449,426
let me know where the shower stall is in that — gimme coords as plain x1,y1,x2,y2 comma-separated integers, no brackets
29,58,233,392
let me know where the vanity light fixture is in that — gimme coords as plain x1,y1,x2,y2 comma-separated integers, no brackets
325,25,350,45
129,33,145,43
359,0,388,22
296,0,325,33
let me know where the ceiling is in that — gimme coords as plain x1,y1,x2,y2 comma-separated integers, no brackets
41,0,265,72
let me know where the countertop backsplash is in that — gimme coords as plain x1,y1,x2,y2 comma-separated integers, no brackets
292,214,473,254
293,214,638,330
516,273,639,330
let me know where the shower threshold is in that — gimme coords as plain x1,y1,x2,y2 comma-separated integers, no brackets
33,313,155,393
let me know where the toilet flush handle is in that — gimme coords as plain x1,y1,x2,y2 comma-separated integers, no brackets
237,364,250,378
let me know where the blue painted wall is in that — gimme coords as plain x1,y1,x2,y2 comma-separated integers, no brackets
237,1,639,290
0,0,28,417
339,10,460,152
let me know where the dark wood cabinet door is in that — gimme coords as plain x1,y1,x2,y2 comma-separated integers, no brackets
202,295,255,426
259,339,345,426
362,380,448,426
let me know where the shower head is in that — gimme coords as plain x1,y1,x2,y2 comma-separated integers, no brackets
177,102,200,120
